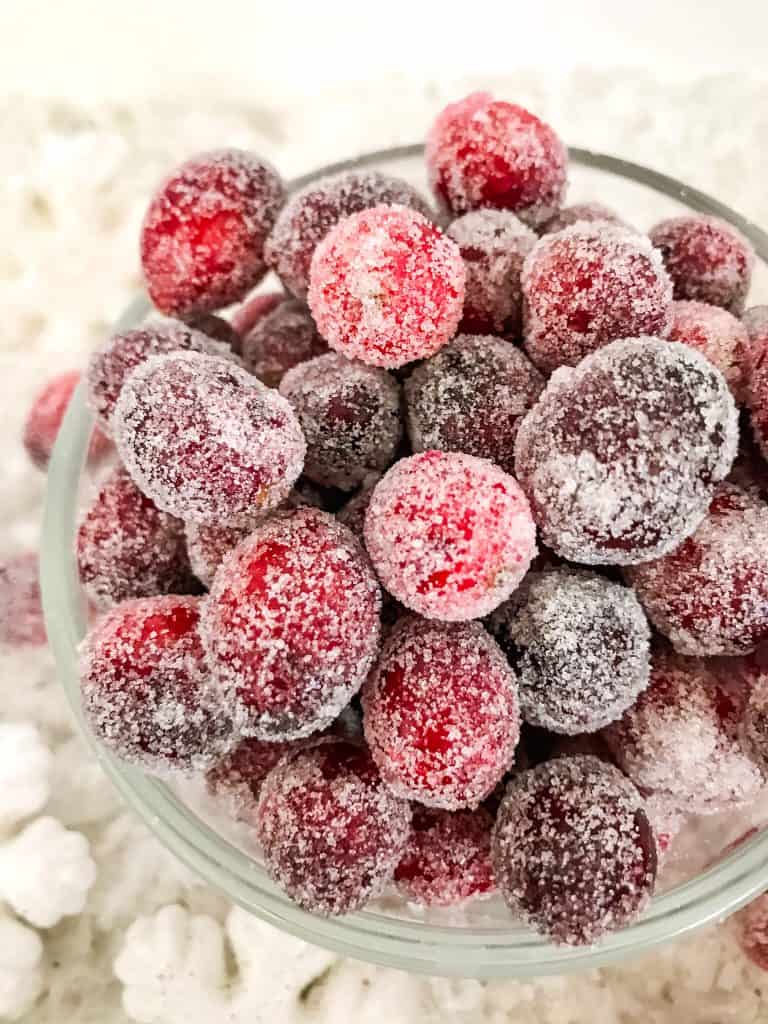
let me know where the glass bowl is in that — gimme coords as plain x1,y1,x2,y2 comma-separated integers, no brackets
41,144,768,978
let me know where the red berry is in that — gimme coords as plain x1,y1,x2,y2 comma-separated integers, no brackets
308,205,465,369
404,335,544,475
522,224,673,372
205,736,303,825
241,299,327,387
77,466,192,609
426,92,567,226
491,755,657,945
23,371,110,470
734,892,768,971
184,522,251,589
79,595,233,773
667,300,748,399
230,291,285,341
626,484,768,656
650,214,755,314
114,351,305,526
363,616,520,809
255,738,411,915
201,508,381,740
0,552,46,647
141,149,285,318
514,338,738,565
540,202,631,235
265,170,433,300
446,210,536,336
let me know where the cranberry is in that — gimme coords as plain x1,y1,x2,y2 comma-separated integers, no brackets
23,371,110,470
205,736,302,825
744,305,768,376
740,656,768,778
241,299,326,387
667,300,748,399
336,474,381,539
540,202,631,235
230,291,285,341
0,552,46,647
186,313,240,350
184,522,251,589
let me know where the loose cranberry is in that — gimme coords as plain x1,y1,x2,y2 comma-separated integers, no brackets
205,736,302,825
667,300,748,399
734,892,768,971
0,553,46,647
23,371,110,470
540,202,631,235
241,299,327,387
184,522,252,589
230,291,285,341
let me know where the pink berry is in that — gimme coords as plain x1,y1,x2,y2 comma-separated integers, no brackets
426,92,567,226
446,210,536,336
394,805,496,907
201,508,381,740
79,595,233,773
205,735,303,825
514,338,738,565
0,552,46,647
522,224,673,372
491,755,657,945
114,351,305,526
308,205,465,369
241,299,327,387
404,335,544,475
540,202,631,235
255,738,411,915
667,300,748,399
363,616,520,810
734,892,768,971
23,371,110,470
184,522,252,589
265,170,433,300
626,484,768,656
650,214,755,314
230,291,285,341
141,149,285,318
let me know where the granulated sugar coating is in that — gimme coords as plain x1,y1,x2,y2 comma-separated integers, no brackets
746,308,768,460
23,370,110,470
491,755,657,946
241,299,327,387
404,335,544,475
79,595,233,773
426,92,567,227
740,658,768,778
667,300,748,399
744,305,768,374
487,568,651,734
202,507,381,740
540,201,631,235
205,735,303,826
514,337,739,565
522,224,673,372
626,484,768,656
446,209,536,336
602,649,763,815
140,149,285,317
229,290,285,345
77,466,192,609
114,350,306,526
279,352,402,490
394,805,496,907
365,450,536,621
734,892,768,971
362,616,520,809
266,170,433,300
184,521,252,588
255,739,411,916
650,214,755,315
0,552,46,647
308,205,465,369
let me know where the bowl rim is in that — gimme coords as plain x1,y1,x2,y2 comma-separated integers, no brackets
41,143,768,978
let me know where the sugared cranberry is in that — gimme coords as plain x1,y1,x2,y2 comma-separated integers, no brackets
491,755,657,945
79,595,233,773
734,892,768,971
522,224,673,372
230,291,285,341
426,92,567,227
667,300,748,399
184,522,251,589
241,299,327,387
650,214,755,314
265,170,433,300
540,202,631,235
740,656,768,779
205,736,302,825
514,338,738,565
0,553,46,647
363,616,520,809
642,791,684,861
141,149,285,317
201,508,381,740
744,305,768,376
255,738,411,915
404,335,544,475
487,567,650,734
746,308,768,460
308,205,465,369
23,371,110,470
187,313,240,349
446,210,536,336
626,484,768,656
114,351,305,526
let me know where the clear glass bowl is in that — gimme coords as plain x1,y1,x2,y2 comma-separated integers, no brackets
41,144,768,978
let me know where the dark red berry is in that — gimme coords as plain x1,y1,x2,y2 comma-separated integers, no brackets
24,371,110,470
241,299,327,387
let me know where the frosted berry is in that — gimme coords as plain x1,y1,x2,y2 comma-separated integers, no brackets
79,595,233,773
487,568,651,734
744,305,768,377
184,522,251,589
77,466,192,609
734,892,768,972
394,805,495,906
446,209,536,336
308,205,465,369
667,300,748,399
265,170,433,300
241,299,327,387
363,616,520,810
404,335,544,475
23,371,110,470
626,484,768,656
540,202,630,235
746,308,768,460
141,149,285,317
740,656,768,779
491,755,657,945
426,92,567,227
205,736,302,825
202,508,381,740
650,214,755,314
522,224,673,372
0,553,46,647
230,291,285,341
514,338,738,565
279,352,402,490
187,313,240,349
255,739,411,915
114,351,305,526
336,474,380,538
